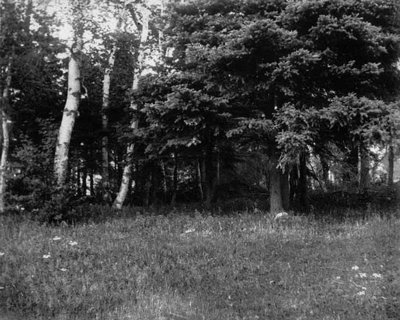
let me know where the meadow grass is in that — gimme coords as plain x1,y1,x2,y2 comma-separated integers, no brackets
0,208,399,319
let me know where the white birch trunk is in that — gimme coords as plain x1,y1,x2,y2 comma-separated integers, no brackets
113,5,150,209
0,52,12,213
54,41,82,187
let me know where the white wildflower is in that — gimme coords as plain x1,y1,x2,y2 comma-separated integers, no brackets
336,276,341,280
43,254,51,259
357,291,366,296
274,212,289,221
60,268,67,272
0,286,4,290
0,252,4,257
359,273,367,278
68,241,78,246
351,265,359,271
52,236,62,241
184,228,195,234
372,273,382,279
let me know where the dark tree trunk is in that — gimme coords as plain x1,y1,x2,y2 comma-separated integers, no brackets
89,169,95,196
320,155,329,191
81,165,87,196
359,144,370,192
298,153,308,210
344,146,359,189
281,169,290,211
170,155,178,206
204,148,217,208
150,164,159,206
160,160,167,203
76,165,81,195
269,154,283,215
196,159,204,201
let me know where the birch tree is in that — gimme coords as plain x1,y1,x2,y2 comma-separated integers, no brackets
53,1,85,187
0,53,12,213
113,3,151,209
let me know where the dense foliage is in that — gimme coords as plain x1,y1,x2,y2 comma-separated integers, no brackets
0,0,399,217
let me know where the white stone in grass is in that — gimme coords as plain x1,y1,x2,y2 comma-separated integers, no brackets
351,265,359,271
68,241,78,246
359,273,367,278
357,291,366,296
274,212,289,221
372,273,382,279
52,236,62,241
0,252,4,257
43,254,51,259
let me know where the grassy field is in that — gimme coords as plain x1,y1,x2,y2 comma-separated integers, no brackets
0,208,399,319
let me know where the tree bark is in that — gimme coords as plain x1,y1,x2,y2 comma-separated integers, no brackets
281,169,290,211
320,155,330,191
298,153,308,210
113,5,150,209
388,145,394,187
196,159,204,201
160,160,167,203
0,50,13,213
170,155,178,206
359,144,370,192
269,154,283,215
54,38,82,187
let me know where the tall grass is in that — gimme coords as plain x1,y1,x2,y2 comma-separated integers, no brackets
0,209,399,319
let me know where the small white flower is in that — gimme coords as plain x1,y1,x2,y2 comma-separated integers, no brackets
68,241,78,246
351,265,359,271
372,273,382,279
52,236,62,241
359,273,367,278
43,254,51,259
184,228,195,234
357,291,366,296
60,268,67,272
0,286,4,290
0,252,4,257
336,276,341,280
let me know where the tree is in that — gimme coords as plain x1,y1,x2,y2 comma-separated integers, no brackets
113,3,151,209
53,0,88,187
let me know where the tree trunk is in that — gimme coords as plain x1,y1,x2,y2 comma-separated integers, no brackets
269,154,283,215
0,51,13,213
320,155,330,191
281,169,290,211
89,169,95,196
204,148,216,208
113,5,150,209
54,38,82,187
101,43,118,199
359,144,370,192
388,145,394,187
298,153,308,210
113,145,133,209
170,156,178,206
160,160,167,203
81,163,87,196
196,159,204,201
344,146,358,189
